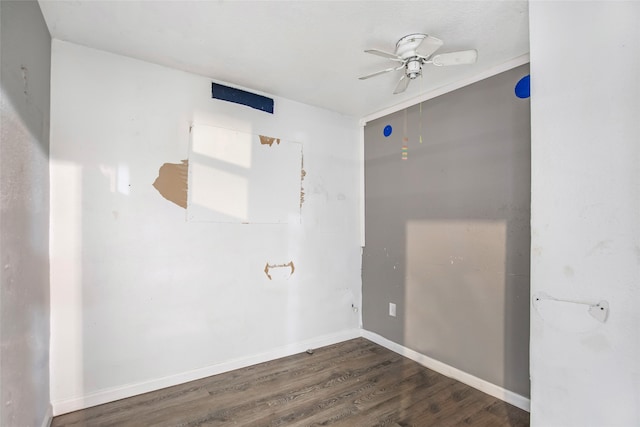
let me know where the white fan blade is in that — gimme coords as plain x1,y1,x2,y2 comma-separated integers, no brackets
393,75,410,94
431,50,478,66
365,49,403,62
416,35,443,59
359,65,403,80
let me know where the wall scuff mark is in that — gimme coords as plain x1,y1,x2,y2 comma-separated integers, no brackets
152,160,189,209
300,154,306,208
264,261,295,280
20,65,29,98
259,135,280,147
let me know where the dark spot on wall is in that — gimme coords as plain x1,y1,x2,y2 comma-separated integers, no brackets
20,65,29,98
564,265,574,277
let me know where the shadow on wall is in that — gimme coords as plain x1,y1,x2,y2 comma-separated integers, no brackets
0,1,53,426
362,64,531,407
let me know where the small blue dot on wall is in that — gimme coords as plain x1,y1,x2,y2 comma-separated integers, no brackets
383,125,393,137
515,75,530,99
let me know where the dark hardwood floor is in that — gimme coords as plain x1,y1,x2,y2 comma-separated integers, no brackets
52,338,529,426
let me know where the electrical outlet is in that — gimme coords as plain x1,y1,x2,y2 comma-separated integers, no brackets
389,303,396,317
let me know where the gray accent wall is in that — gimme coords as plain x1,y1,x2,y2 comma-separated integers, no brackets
1,1,52,425
362,64,531,397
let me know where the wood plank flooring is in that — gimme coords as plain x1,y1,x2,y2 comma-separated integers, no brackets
51,338,529,426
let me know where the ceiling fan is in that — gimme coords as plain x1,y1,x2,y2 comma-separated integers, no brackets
359,33,478,94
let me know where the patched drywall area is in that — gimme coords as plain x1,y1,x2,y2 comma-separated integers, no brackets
529,3,640,426
362,64,531,398
49,41,361,414
0,1,51,426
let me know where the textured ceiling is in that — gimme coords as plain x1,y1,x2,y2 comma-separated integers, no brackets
38,1,529,118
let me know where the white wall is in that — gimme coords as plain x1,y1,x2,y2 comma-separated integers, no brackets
529,2,640,425
0,1,51,425
50,40,362,414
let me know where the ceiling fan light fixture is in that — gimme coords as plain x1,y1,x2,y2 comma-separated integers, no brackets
406,59,422,79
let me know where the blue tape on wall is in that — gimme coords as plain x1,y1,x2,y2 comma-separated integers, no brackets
212,83,274,114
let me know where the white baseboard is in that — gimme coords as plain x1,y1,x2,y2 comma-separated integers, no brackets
51,328,530,416
40,404,52,427
360,329,531,413
52,328,361,416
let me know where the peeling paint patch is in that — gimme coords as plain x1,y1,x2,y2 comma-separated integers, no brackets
264,261,295,280
152,160,189,209
259,135,281,146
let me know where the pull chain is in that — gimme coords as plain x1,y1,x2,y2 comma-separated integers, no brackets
419,74,423,144
402,108,408,160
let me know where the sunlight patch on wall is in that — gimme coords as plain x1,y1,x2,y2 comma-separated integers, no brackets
100,164,130,195
192,126,252,169
404,219,507,382
50,160,84,400
190,162,248,220
187,125,303,224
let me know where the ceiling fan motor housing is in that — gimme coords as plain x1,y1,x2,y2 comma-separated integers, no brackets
396,34,427,79
395,33,427,59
